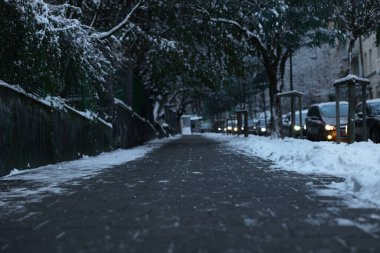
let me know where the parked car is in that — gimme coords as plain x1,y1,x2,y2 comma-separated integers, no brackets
254,111,271,136
282,110,308,137
355,99,380,143
225,119,238,134
251,116,260,135
305,101,348,141
200,120,212,133
247,118,256,134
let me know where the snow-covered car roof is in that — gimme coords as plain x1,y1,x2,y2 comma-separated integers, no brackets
313,101,348,108
366,98,380,104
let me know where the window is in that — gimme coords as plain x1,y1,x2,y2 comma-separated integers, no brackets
320,104,348,118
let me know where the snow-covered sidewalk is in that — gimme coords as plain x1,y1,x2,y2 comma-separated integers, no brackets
0,136,179,213
205,133,380,208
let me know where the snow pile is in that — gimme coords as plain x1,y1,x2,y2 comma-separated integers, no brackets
205,133,380,208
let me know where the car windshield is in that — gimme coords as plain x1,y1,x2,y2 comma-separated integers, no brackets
294,112,307,124
320,104,348,118
369,102,380,115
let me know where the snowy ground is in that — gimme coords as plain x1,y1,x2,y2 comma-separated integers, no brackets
204,133,380,209
2,133,379,215
0,136,179,214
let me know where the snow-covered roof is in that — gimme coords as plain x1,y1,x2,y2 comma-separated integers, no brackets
181,115,202,121
191,116,203,121
333,74,370,86
276,90,304,97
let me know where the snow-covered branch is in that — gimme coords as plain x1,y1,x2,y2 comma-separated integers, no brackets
121,22,179,52
90,0,102,27
210,18,243,30
209,17,267,55
93,0,144,40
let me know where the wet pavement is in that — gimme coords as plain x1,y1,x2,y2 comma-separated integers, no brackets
1,135,380,252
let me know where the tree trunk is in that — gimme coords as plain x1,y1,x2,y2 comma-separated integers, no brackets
348,39,355,74
267,67,279,137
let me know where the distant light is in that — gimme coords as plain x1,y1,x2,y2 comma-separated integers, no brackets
304,125,307,130
327,135,333,140
234,127,238,132
294,125,301,131
224,128,227,131
261,127,266,132
218,127,221,131
325,125,335,131
227,126,232,131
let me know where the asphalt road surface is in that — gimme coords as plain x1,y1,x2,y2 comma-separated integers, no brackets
1,135,380,252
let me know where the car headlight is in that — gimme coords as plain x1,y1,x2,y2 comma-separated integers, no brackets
217,127,221,131
227,126,232,131
294,125,301,131
261,127,266,132
325,124,335,131
233,127,238,132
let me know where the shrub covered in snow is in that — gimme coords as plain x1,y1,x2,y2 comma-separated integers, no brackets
0,0,113,113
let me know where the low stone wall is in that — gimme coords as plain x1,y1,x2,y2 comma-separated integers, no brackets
0,83,113,176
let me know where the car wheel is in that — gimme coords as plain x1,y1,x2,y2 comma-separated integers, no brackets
369,129,380,143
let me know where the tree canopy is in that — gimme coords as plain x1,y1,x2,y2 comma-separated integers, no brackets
1,0,378,132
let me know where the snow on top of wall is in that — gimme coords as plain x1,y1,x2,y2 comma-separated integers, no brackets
114,98,133,111
114,98,157,134
0,80,26,93
0,80,112,128
65,106,112,128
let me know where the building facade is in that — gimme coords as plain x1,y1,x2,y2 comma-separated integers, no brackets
287,33,380,105
350,34,380,99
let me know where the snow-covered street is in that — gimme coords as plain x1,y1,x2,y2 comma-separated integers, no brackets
205,133,380,208
3,0,380,251
1,135,380,252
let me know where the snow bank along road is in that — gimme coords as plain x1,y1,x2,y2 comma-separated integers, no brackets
1,135,380,252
